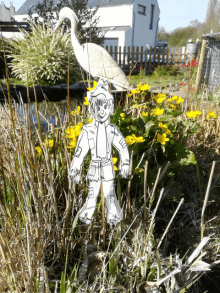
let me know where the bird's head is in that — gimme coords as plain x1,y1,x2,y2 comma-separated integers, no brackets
53,7,79,31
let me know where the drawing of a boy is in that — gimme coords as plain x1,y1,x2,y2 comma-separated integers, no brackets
69,78,130,226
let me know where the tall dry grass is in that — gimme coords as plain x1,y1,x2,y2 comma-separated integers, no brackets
0,93,217,292
0,57,219,292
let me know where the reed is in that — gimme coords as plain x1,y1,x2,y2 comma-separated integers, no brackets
0,66,219,292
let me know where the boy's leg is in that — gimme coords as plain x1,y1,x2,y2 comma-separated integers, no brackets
102,180,123,226
79,180,101,224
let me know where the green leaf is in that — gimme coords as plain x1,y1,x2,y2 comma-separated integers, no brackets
161,145,165,153
145,121,155,137
141,115,149,123
112,107,123,122
134,117,145,128
179,151,197,165
131,125,138,131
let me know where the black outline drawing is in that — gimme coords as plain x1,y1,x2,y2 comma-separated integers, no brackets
69,78,130,226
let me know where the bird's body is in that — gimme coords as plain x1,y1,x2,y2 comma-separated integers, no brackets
54,7,130,91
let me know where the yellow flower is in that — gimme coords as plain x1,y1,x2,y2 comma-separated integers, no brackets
156,97,166,104
66,123,83,139
151,108,164,116
83,97,89,106
67,137,77,148
88,119,94,123
171,96,178,101
135,167,143,173
158,123,168,130
154,93,166,100
125,135,136,146
131,89,140,94
126,134,145,145
135,136,145,143
43,139,54,148
157,133,169,145
137,82,142,91
120,113,125,120
176,97,184,104
207,111,217,119
133,104,140,109
195,110,202,116
166,98,172,103
140,84,151,91
141,112,148,116
170,104,176,109
78,122,83,128
35,146,43,156
71,106,80,116
186,110,202,118
87,81,98,91
66,124,83,148
112,157,118,170
126,93,133,98
164,128,173,136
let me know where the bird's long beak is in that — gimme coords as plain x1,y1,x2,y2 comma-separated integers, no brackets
53,19,61,32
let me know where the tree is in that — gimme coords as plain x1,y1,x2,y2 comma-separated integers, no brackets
28,0,105,45
168,26,200,47
157,26,171,42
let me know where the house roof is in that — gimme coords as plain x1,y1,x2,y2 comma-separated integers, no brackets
96,25,131,32
16,0,59,15
16,0,135,15
87,0,135,7
202,32,220,39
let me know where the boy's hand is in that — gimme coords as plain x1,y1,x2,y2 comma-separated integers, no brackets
69,169,80,184
120,164,130,178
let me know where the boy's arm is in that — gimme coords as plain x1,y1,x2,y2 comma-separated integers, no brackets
69,127,89,184
112,125,130,178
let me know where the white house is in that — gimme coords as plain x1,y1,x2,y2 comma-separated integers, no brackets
14,0,160,48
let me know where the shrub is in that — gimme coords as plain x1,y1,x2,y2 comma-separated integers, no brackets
154,65,180,77
5,22,80,85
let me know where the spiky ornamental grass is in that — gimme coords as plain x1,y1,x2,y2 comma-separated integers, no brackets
6,22,80,86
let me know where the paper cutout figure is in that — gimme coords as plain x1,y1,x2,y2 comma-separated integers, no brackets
69,78,130,226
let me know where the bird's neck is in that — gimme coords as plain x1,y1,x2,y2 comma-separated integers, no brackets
70,19,86,65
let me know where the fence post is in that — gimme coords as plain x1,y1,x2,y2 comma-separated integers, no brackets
144,46,147,73
162,47,165,65
140,46,144,68
123,46,126,68
195,39,207,94
119,46,121,67
114,45,117,62
128,46,130,68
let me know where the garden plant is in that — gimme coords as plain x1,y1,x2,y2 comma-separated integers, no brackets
0,70,219,291
0,25,220,291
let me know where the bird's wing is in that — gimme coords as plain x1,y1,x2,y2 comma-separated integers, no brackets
82,43,130,89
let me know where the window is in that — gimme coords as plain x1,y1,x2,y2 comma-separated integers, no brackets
138,4,146,15
149,4,155,30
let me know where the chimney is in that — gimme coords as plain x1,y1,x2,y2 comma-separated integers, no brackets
10,1,15,15
1,1,4,6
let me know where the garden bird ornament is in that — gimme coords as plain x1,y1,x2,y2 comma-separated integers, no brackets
54,7,130,91
69,77,130,226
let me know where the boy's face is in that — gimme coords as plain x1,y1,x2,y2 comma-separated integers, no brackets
92,94,113,123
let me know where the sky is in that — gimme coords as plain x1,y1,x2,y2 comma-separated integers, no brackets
11,0,209,33
157,0,208,32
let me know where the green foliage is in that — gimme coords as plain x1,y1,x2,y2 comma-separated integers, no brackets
28,0,104,45
110,89,200,194
5,22,80,86
157,26,171,42
154,65,180,77
169,26,197,47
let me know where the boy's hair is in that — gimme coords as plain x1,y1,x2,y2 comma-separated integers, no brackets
89,92,114,116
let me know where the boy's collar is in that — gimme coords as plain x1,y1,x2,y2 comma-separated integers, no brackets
95,118,110,128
